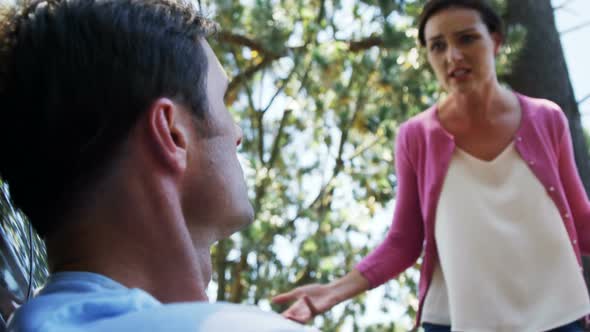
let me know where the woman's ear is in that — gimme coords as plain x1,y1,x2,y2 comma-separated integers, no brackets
492,32,503,56
147,98,188,174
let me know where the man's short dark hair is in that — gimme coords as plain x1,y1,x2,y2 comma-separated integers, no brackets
0,0,217,237
417,0,504,46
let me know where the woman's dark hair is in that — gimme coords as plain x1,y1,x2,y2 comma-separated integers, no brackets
0,0,217,237
418,0,504,46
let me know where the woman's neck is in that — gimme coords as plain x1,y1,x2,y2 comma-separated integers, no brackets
441,81,513,125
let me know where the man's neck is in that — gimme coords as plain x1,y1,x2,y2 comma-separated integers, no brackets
46,176,213,303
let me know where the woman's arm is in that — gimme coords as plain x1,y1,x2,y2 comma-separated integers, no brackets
273,123,425,322
355,123,425,288
556,111,590,254
271,269,370,323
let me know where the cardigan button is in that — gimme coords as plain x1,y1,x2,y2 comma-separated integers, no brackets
528,160,535,166
565,213,570,219
548,186,555,192
516,136,523,142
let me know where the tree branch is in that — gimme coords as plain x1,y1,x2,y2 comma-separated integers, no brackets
229,252,247,303
250,60,316,216
268,110,292,167
215,239,228,301
579,93,590,105
284,65,369,226
252,256,265,305
226,32,385,96
553,0,576,11
218,31,280,57
261,58,300,114
334,67,368,173
348,36,384,52
315,65,366,213
228,54,283,95
220,30,299,95
230,49,265,165
252,108,291,211
316,0,326,25
349,135,387,160
560,20,590,35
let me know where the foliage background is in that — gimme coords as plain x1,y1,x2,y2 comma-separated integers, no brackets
2,0,589,331
203,0,523,330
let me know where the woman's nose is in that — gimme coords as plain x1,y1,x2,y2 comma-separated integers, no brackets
446,46,464,63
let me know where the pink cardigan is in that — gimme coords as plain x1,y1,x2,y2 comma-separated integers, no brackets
355,93,590,328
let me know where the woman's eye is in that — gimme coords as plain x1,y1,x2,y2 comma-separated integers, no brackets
460,35,476,44
430,41,445,52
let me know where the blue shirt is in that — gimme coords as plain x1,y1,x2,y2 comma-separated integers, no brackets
8,272,317,332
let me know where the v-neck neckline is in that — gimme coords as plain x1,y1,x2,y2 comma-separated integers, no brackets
455,141,515,165
429,92,528,158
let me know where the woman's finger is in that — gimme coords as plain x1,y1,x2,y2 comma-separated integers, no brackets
302,295,319,316
281,300,312,323
271,290,299,304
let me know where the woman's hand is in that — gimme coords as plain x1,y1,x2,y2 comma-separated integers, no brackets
271,269,371,324
271,284,335,323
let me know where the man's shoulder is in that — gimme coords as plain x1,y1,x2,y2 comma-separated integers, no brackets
10,298,317,332
198,302,319,332
8,273,317,332
7,273,163,331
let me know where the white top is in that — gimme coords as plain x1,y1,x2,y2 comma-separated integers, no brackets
422,142,590,332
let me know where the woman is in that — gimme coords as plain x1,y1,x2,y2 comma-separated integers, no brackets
272,0,590,331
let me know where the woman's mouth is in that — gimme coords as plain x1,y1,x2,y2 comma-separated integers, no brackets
448,68,471,80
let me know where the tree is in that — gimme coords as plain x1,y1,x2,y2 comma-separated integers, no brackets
205,0,520,330
1,0,584,330
504,0,590,192
206,0,586,329
206,0,439,329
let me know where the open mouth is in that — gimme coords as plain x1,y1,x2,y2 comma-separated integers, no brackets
448,68,471,79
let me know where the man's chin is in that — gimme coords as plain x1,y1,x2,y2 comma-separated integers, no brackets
218,208,255,239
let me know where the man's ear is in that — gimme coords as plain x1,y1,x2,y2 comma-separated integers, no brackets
147,98,188,174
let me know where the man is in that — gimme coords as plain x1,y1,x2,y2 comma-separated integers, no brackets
0,0,317,331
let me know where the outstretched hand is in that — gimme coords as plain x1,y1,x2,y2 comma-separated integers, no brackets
271,284,335,324
272,270,370,324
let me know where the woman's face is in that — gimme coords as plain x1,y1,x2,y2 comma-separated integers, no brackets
423,7,501,94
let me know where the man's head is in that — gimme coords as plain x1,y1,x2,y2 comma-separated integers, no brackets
0,0,253,240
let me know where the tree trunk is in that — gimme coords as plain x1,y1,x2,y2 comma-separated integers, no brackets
215,239,228,301
505,0,590,327
505,0,590,190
